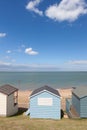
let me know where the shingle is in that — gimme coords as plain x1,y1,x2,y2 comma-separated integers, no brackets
0,84,18,96
31,85,60,97
72,87,87,99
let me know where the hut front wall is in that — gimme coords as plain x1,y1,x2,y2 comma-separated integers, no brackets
0,93,7,116
72,93,80,116
30,91,61,119
80,96,87,118
66,98,72,113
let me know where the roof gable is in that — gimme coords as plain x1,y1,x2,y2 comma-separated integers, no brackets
30,85,60,97
0,84,18,96
72,87,87,99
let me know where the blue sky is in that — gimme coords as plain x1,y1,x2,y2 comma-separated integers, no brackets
0,0,87,71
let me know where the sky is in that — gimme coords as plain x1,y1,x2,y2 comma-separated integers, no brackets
0,0,87,71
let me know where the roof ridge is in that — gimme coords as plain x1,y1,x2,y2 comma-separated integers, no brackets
31,85,60,97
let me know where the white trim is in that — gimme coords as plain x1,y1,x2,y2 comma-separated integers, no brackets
38,98,53,106
30,90,60,98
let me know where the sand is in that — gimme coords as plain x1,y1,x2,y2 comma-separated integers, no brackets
18,88,73,110
58,88,72,110
18,90,32,108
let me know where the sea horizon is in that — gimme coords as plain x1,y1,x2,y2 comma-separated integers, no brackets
0,71,87,90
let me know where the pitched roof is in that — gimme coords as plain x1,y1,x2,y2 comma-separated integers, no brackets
31,85,60,97
72,87,87,99
0,84,18,96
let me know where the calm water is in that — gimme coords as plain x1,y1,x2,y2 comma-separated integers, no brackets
0,71,87,90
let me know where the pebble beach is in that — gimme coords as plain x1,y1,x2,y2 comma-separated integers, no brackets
18,88,72,110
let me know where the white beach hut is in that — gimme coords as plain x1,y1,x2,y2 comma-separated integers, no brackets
0,84,18,116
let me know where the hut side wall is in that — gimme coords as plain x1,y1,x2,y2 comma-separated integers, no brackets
66,98,72,113
30,91,61,119
7,93,18,116
80,96,87,118
72,93,80,116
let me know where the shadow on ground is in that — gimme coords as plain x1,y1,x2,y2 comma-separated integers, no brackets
13,107,27,116
61,109,64,118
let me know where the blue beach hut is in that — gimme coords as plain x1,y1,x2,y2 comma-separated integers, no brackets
72,87,87,118
27,85,61,119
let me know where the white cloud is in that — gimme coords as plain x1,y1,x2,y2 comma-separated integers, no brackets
0,33,6,38
0,61,60,71
45,0,87,22
21,44,25,48
68,60,87,65
6,50,11,54
25,48,38,55
11,59,16,63
26,0,43,16
0,61,11,66
5,56,11,60
0,60,87,71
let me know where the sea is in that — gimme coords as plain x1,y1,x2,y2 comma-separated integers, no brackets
0,71,87,90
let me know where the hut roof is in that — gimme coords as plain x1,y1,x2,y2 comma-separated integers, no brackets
72,87,87,99
0,84,18,96
31,85,60,97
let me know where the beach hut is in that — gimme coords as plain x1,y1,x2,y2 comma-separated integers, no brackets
0,84,18,116
72,87,87,118
27,85,61,119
